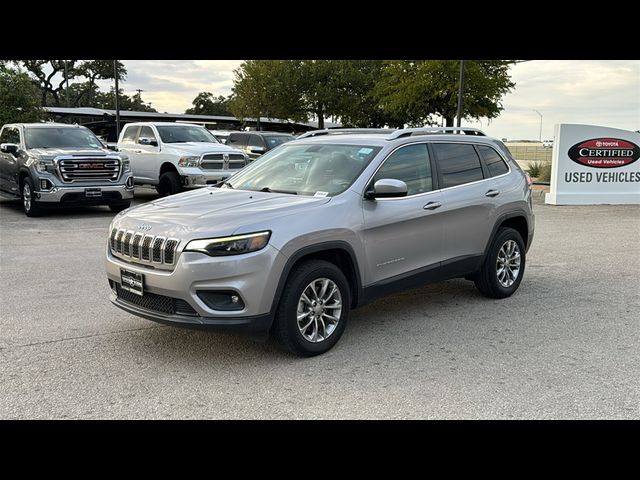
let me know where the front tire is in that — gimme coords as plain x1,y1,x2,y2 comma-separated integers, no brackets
157,171,182,197
474,227,526,298
109,201,131,213
273,260,351,357
21,177,44,217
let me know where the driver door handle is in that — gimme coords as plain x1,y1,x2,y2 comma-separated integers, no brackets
423,201,442,210
485,189,500,197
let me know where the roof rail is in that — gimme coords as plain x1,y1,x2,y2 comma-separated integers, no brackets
297,128,395,139
386,127,486,140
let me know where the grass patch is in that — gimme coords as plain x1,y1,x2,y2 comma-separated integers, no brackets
527,161,552,182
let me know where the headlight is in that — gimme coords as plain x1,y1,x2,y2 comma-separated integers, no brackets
178,156,201,167
184,231,271,257
35,160,54,173
122,159,131,172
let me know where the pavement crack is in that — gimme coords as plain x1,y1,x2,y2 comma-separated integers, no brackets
9,325,167,349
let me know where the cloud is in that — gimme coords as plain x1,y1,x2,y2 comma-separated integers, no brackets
469,60,639,140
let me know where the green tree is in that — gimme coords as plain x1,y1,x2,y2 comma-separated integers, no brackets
375,60,515,127
15,60,126,107
185,92,232,115
0,67,43,125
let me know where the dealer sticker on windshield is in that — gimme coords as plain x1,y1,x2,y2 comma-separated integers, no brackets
358,147,373,155
314,191,329,197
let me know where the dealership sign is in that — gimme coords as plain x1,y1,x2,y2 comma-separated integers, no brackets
546,124,640,205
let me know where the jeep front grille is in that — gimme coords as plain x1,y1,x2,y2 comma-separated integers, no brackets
57,156,121,182
201,153,246,170
110,228,180,267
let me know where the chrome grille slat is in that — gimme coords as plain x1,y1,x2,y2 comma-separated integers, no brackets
131,233,143,259
152,237,165,263
141,235,153,261
110,230,180,268
122,231,133,256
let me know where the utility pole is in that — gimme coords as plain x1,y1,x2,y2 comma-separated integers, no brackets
456,60,465,128
113,60,120,140
64,60,70,107
533,109,543,142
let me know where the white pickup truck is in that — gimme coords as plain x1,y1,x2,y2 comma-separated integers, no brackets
117,122,248,196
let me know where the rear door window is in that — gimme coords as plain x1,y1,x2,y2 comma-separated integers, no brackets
432,143,485,188
121,125,139,143
227,133,248,148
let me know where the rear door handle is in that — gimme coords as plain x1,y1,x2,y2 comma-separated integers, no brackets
423,201,442,210
485,189,500,197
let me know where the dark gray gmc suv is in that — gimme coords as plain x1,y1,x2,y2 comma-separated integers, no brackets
106,127,535,356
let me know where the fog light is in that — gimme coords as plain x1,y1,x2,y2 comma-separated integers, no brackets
109,279,118,296
197,291,245,311
40,179,52,190
126,176,134,188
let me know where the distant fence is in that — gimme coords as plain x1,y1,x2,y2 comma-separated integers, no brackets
505,142,553,164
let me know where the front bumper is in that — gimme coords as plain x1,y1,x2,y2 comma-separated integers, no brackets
179,168,235,188
105,243,287,336
109,292,272,339
36,179,135,204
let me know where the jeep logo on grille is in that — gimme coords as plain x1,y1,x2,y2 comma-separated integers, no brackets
79,163,104,169
137,223,152,231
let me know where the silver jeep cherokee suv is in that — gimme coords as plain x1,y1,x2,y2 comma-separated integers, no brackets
105,127,535,356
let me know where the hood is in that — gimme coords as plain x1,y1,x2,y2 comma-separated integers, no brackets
27,147,113,160
161,142,243,155
113,188,331,239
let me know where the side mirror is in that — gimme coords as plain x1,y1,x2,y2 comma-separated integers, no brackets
138,137,158,147
365,179,408,199
0,143,19,155
249,146,266,154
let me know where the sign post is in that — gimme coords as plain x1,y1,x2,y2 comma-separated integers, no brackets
546,124,640,205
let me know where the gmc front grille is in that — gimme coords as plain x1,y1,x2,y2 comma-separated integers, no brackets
110,228,180,267
56,156,121,183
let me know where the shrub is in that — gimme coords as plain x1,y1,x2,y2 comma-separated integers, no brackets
538,161,552,182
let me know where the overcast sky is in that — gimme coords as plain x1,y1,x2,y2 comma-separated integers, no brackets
98,60,639,140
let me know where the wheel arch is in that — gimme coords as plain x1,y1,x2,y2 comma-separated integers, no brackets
483,210,531,259
160,162,178,177
270,241,363,318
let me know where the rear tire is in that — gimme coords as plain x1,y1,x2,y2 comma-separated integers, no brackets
273,260,351,357
109,201,131,213
474,227,526,298
157,171,182,197
21,176,44,217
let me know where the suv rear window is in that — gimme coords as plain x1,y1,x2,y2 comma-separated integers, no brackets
432,143,484,188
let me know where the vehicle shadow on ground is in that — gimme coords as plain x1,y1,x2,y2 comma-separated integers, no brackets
129,278,485,363
0,199,118,218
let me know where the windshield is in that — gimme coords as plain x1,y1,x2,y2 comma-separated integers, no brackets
225,143,382,196
155,125,219,144
25,127,104,150
264,135,294,148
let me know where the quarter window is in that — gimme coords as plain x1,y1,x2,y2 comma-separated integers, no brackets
373,144,433,196
477,145,509,177
433,143,484,188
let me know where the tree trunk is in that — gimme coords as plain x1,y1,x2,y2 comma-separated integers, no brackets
317,103,324,129
445,116,454,127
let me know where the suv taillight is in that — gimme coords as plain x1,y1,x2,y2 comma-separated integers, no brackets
525,173,533,188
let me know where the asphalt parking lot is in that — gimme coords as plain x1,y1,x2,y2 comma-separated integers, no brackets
0,188,638,419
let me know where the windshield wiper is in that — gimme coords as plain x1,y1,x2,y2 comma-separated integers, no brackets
258,187,297,195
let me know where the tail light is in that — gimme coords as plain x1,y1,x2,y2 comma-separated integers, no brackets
525,173,533,188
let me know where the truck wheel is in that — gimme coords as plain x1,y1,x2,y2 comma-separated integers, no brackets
273,260,351,357
474,227,526,299
21,177,44,217
157,171,182,197
109,201,131,213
